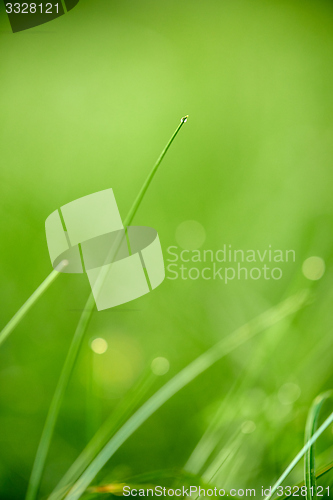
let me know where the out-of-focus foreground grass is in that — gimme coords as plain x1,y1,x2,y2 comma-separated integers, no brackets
0,0,333,498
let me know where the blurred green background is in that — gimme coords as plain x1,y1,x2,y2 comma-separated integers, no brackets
1,0,333,498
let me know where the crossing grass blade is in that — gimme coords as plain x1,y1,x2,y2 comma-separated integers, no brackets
304,391,333,500
0,260,67,348
278,461,333,500
61,290,309,500
80,462,333,500
264,409,333,500
48,370,157,500
25,116,188,500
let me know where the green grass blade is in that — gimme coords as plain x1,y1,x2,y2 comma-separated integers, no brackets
48,370,156,500
26,294,96,500
62,290,309,500
304,391,333,500
122,116,187,229
264,409,333,500
0,260,67,348
25,116,188,500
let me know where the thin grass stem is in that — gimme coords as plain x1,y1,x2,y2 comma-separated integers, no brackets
25,116,188,500
48,370,156,500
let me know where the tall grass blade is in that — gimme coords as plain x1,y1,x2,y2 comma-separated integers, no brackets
62,290,309,500
26,294,95,500
48,370,156,500
0,260,67,348
25,116,188,500
123,116,188,228
304,391,333,500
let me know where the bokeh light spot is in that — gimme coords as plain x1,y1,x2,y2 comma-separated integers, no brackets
278,383,301,405
175,220,206,250
151,357,170,376
90,337,108,354
266,398,292,424
302,256,325,281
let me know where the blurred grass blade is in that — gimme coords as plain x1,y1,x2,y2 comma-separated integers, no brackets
316,459,333,479
48,370,156,500
87,469,209,495
304,391,333,500
62,290,309,500
202,428,241,484
185,319,290,476
0,260,67,348
25,116,188,500
264,409,333,500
